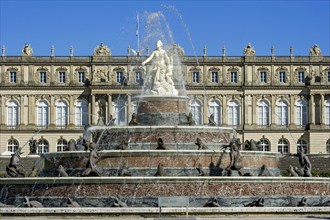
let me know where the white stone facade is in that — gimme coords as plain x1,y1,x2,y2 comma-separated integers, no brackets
1,51,330,155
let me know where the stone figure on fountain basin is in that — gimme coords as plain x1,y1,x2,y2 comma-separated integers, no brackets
142,40,178,96
226,138,243,176
6,148,26,177
288,146,312,177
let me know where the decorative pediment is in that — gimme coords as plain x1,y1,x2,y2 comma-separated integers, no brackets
93,43,111,56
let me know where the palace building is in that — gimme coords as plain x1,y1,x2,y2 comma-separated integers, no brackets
0,43,330,155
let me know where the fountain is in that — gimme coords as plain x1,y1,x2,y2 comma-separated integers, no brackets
0,11,329,218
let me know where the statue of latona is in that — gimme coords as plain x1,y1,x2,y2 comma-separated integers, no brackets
142,40,178,96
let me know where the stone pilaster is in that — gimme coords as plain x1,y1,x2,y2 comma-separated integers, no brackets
49,95,55,129
91,94,96,125
309,94,315,125
19,95,25,128
252,95,256,126
0,95,6,129
127,94,132,119
289,94,295,129
203,94,208,125
271,95,276,127
28,95,35,127
108,94,113,123
222,95,227,126
69,95,74,128
320,94,325,126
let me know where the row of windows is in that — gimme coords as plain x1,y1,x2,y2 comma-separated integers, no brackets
7,138,330,154
191,71,330,84
9,70,330,85
7,100,88,128
8,71,144,85
8,71,86,84
190,98,330,127
5,97,330,128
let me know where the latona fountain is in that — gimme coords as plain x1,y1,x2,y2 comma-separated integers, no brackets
0,11,329,218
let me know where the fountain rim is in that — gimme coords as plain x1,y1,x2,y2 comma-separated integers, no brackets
1,176,329,185
132,95,189,102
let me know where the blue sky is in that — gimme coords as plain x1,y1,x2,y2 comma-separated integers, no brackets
1,0,329,56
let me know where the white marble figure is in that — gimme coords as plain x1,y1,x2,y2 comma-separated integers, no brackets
22,43,33,56
142,40,178,96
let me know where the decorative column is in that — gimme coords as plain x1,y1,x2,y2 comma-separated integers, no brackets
320,94,325,126
28,95,35,127
127,94,132,120
252,95,256,126
222,95,227,126
69,95,74,128
0,95,6,128
289,95,295,129
107,94,113,121
309,94,315,125
271,95,276,127
91,94,96,125
19,95,25,127
203,94,208,125
49,95,55,128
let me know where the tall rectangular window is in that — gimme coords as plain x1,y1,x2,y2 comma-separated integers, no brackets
279,71,286,83
298,71,305,83
116,71,123,83
39,72,47,83
260,71,267,83
78,71,85,83
328,71,330,83
135,72,141,83
59,72,66,83
192,72,199,83
211,71,218,83
10,72,17,83
230,71,237,83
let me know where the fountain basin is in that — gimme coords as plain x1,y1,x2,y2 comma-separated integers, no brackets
85,125,235,149
1,177,329,208
135,95,189,125
39,150,282,177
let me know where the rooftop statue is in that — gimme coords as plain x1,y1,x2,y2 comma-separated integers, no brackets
309,44,322,56
22,43,33,56
243,43,255,56
142,40,178,96
93,43,111,56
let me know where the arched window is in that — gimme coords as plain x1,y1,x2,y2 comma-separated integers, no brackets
114,99,126,125
259,138,270,151
37,101,49,128
228,100,240,126
7,100,19,128
326,139,330,153
209,100,221,126
296,99,308,127
56,100,68,128
7,138,19,152
297,139,308,153
190,100,202,125
37,139,49,155
57,138,68,152
75,100,88,128
276,99,288,126
258,100,270,127
278,138,289,153
326,98,330,126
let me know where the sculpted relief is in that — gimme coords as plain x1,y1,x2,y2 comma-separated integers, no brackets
93,67,109,83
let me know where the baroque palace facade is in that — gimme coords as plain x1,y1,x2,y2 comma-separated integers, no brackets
0,43,330,155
